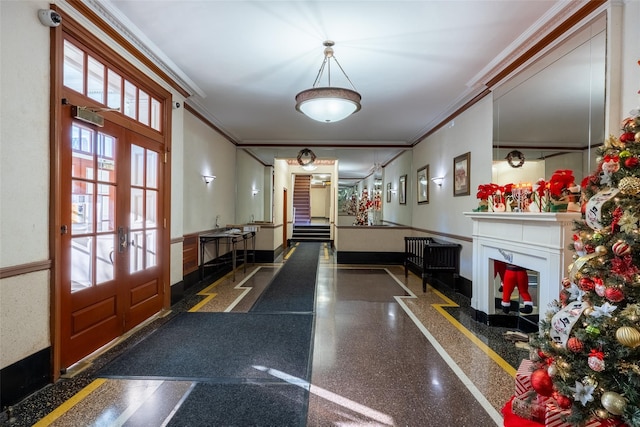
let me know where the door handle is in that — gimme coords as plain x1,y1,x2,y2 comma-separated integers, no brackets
118,227,129,253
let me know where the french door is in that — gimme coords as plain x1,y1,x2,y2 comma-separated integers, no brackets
60,115,164,368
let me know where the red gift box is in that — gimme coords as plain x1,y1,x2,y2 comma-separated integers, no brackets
512,393,546,421
516,359,536,396
544,402,622,427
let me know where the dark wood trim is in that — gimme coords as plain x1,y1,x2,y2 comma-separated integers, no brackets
63,0,190,98
238,142,413,150
184,103,238,145
0,260,52,280
49,10,64,381
171,236,185,244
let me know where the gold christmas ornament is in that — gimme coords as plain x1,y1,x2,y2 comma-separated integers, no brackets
595,245,607,255
595,408,610,420
618,176,640,195
616,326,640,348
635,131,640,143
583,306,594,316
601,391,626,416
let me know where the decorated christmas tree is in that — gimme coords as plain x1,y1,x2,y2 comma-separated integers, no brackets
354,187,373,225
529,62,640,427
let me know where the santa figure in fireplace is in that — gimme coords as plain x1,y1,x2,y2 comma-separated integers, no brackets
494,260,533,314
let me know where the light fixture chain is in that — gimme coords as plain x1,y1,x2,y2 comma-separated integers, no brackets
312,57,328,88
331,57,358,91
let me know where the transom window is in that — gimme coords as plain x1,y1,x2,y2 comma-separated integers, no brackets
63,39,162,132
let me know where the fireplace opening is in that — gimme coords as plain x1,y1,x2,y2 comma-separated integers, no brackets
491,259,539,330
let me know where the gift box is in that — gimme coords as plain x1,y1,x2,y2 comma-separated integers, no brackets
511,393,546,421
516,359,536,396
544,402,603,427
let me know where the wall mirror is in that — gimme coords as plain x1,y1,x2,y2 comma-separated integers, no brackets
493,14,606,186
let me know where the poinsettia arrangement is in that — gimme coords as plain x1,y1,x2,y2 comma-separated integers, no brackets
548,169,580,202
476,183,514,211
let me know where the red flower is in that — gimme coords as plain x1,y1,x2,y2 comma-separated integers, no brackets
548,170,575,198
611,254,640,282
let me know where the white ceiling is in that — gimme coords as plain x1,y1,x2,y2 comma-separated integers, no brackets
93,0,596,185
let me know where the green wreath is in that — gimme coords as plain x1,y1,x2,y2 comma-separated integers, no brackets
297,148,317,166
505,150,525,168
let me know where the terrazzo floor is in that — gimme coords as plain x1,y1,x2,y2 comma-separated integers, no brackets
3,243,531,426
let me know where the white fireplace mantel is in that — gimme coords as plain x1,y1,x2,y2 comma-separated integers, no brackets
464,212,581,320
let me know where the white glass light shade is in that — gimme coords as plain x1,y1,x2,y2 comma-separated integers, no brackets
295,87,361,123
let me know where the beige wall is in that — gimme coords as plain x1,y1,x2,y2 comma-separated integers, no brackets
235,150,268,224
182,112,237,234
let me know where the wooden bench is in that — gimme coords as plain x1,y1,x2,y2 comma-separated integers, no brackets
404,237,462,292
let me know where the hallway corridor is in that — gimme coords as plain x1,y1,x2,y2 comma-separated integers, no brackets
7,243,526,426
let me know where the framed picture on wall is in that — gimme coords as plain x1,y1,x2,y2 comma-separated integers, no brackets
399,174,407,204
453,152,471,197
386,182,392,203
417,165,429,204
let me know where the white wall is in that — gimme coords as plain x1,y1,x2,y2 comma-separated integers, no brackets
409,95,494,280
170,95,186,286
235,150,267,224
310,187,328,218
0,0,53,369
492,159,545,185
182,112,237,233
382,151,413,225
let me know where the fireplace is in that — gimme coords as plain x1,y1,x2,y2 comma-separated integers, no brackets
464,212,580,329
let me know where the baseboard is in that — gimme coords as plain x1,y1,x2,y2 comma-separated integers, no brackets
472,308,538,333
1,347,51,408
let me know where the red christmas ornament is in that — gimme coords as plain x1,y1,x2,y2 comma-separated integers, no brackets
537,349,549,361
612,241,632,257
531,368,554,397
567,337,584,353
605,287,625,302
624,157,639,168
559,291,569,305
620,132,636,142
553,391,572,409
578,277,595,291
588,349,605,372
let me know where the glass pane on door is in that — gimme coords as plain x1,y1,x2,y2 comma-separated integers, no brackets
128,144,160,274
71,236,92,291
70,124,118,292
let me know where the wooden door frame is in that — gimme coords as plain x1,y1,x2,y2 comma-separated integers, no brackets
50,11,173,379
282,188,288,250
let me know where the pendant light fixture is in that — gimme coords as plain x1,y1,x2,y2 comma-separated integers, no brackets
295,41,361,123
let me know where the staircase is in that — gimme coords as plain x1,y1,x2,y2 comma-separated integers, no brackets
293,175,311,224
291,223,331,242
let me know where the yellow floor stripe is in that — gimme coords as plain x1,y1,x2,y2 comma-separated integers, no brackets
188,270,239,312
429,286,517,377
33,378,106,426
284,245,297,260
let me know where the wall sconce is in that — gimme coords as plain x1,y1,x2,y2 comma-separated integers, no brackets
431,176,444,187
252,189,260,196
203,175,216,184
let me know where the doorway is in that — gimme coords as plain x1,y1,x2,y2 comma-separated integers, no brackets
59,116,165,368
